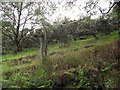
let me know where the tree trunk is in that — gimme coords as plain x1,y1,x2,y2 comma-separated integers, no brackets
93,33,99,40
118,17,120,36
40,37,43,64
15,39,21,53
16,43,20,53
73,35,76,41
44,30,47,56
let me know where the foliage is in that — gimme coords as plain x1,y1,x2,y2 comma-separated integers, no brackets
1,2,34,53
112,5,120,19
97,62,114,88
77,65,92,89
2,68,53,88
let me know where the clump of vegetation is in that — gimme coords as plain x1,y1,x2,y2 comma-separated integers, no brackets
2,68,53,88
76,65,92,89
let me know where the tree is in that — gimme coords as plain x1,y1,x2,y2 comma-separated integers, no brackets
99,0,120,34
84,0,120,32
40,32,44,64
31,1,57,63
1,2,34,53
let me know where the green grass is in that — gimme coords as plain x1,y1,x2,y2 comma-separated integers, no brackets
2,31,119,62
2,48,40,61
2,62,32,73
48,31,118,54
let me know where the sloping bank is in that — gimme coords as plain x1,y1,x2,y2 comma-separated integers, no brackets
2,39,120,88
44,39,120,88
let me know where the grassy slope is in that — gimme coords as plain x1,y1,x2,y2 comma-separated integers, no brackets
46,32,118,70
2,31,120,88
2,31,118,62
2,31,119,73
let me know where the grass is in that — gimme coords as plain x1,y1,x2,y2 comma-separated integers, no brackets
2,63,32,73
2,30,120,88
2,30,119,72
2,31,119,62
2,55,42,73
2,48,40,61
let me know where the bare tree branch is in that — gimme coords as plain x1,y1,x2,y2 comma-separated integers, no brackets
99,2,117,14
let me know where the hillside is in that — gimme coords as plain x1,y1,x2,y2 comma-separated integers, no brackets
1,31,120,88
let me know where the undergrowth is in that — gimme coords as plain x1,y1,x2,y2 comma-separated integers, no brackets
2,30,120,88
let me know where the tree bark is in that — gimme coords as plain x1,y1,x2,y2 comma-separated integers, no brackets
40,37,43,64
44,30,47,56
93,33,99,40
16,41,20,53
118,17,120,36
15,2,23,53
73,35,77,41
